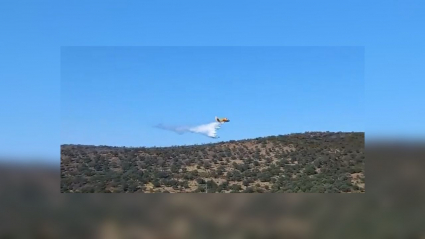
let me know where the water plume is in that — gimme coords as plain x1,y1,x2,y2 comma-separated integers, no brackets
155,121,222,138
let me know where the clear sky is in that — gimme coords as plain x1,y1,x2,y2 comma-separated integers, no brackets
1,1,424,163
61,46,363,147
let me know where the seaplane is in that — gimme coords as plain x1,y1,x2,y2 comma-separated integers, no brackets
215,116,230,123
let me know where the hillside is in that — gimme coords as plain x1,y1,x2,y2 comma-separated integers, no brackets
60,132,365,193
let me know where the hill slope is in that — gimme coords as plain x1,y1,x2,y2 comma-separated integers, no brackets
61,132,365,193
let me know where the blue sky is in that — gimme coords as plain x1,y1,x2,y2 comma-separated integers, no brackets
61,46,364,147
1,0,424,162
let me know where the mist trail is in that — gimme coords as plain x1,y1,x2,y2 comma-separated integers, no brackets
155,121,222,138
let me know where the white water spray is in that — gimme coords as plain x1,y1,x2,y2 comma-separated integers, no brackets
155,121,222,138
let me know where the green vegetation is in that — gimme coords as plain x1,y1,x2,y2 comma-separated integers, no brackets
61,132,365,193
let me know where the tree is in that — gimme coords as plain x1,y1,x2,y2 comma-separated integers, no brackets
305,165,316,175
